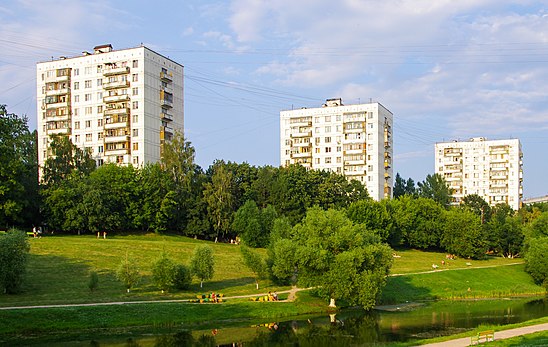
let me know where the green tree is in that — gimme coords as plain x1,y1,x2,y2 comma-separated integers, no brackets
0,229,30,294
172,264,192,290
393,173,406,198
203,161,235,241
346,199,393,242
0,105,39,228
417,174,453,208
116,252,140,292
526,211,548,239
190,245,215,288
42,136,95,187
392,196,444,249
152,252,176,293
441,209,486,259
462,194,491,223
271,207,393,309
240,245,268,289
524,237,548,288
232,200,278,248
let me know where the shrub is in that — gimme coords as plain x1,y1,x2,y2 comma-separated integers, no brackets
525,237,548,288
116,252,140,292
152,252,176,293
173,264,192,290
0,229,30,294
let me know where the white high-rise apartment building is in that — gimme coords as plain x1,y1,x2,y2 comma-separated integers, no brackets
36,44,183,170
435,137,523,210
280,98,393,200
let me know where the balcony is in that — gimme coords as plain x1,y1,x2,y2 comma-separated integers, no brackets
290,130,312,138
103,66,130,76
104,121,128,130
490,157,508,164
161,84,173,94
489,146,509,154
104,135,130,143
344,149,365,155
45,88,70,96
104,94,130,103
343,137,364,144
160,99,173,108
291,152,312,159
490,181,508,189
162,125,174,135
345,169,366,176
290,119,312,127
444,149,462,156
160,71,173,82
105,148,130,156
161,112,173,121
384,141,391,148
345,159,365,165
489,166,508,171
384,172,391,180
344,127,364,134
46,113,70,122
292,141,311,148
45,74,70,83
103,80,130,90
47,127,71,135
384,160,391,169
443,165,462,173
104,107,129,116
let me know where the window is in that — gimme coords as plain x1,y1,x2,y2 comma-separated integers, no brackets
73,68,79,76
368,112,373,119
85,80,92,88
315,148,320,153
132,74,138,82
97,92,103,99
314,127,320,133
132,129,138,137
97,105,103,113
97,65,102,73
336,146,341,152
85,120,91,128
85,133,92,142
325,147,331,153
97,132,103,140
74,121,80,129
97,119,103,127
315,158,320,164
132,87,138,96
325,157,332,164
116,156,124,164
74,134,80,143
97,79,102,87
368,123,374,129
133,143,139,151
325,126,331,132
133,156,139,165
74,81,79,90
74,95,80,102
73,108,79,116
325,137,331,143
98,146,103,153
132,115,138,123
85,93,91,102
85,107,92,115
336,115,341,121
132,60,138,68
336,157,341,163
84,66,92,75
132,101,138,109
325,116,331,122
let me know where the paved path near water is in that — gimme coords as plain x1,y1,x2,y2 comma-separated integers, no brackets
420,323,548,347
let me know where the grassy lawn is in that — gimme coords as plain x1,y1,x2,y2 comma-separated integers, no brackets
0,234,290,307
390,248,524,275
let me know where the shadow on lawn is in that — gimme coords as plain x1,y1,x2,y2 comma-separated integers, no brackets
380,276,432,304
190,277,257,293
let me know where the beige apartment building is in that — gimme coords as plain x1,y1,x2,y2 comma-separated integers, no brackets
435,137,523,210
280,98,393,200
36,44,183,170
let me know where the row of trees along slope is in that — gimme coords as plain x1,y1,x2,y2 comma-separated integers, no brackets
1,104,547,299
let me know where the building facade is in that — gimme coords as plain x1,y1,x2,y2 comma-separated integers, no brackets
36,44,183,170
435,137,523,210
280,98,393,200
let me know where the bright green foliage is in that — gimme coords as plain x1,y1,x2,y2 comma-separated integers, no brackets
524,237,548,288
527,211,548,239
133,164,171,233
240,245,268,289
346,199,393,242
462,194,492,223
417,173,453,209
88,271,99,292
172,264,192,290
42,136,95,187
271,207,393,310
486,212,524,258
0,105,39,227
232,200,278,247
203,161,235,240
441,209,486,259
152,252,176,292
269,238,297,284
116,252,140,292
391,196,445,249
0,229,30,294
190,245,215,288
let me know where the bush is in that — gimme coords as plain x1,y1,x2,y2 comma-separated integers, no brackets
116,252,140,292
173,264,192,290
525,237,548,288
0,229,30,294
88,271,99,291
152,252,176,293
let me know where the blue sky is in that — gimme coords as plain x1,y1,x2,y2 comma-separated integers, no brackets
1,0,547,198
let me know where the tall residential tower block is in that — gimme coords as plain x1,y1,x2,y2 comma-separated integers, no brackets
36,44,183,170
435,137,523,210
280,98,393,200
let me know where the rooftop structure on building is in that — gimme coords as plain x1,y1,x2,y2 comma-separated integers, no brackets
280,98,393,201
435,137,523,210
36,44,183,172
522,195,548,205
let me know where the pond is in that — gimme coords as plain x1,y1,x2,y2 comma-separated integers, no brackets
22,297,548,346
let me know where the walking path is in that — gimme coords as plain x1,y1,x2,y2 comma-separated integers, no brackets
420,323,548,347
